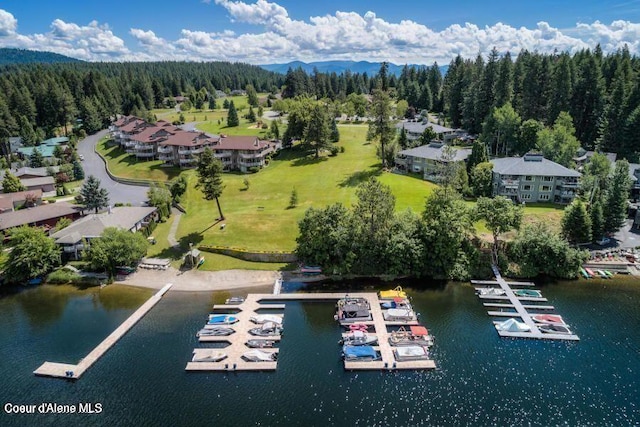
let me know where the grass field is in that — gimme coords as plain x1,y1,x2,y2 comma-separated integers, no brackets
97,138,182,182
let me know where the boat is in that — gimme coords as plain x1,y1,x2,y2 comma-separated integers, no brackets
538,324,573,335
513,289,542,298
342,345,380,361
207,314,239,325
246,339,277,348
340,330,378,346
388,326,434,347
580,268,591,279
383,307,416,321
585,267,597,277
475,288,506,296
249,321,283,337
196,327,235,337
597,269,609,278
336,297,372,323
604,270,614,278
300,265,322,274
191,349,227,362
494,318,531,332
250,314,283,325
393,346,430,361
380,297,412,309
346,323,370,332
532,314,566,325
242,349,278,362
379,286,407,300
225,297,245,305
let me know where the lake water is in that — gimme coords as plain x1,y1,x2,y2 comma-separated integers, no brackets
0,279,639,426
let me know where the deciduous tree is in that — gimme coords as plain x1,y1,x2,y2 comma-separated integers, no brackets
85,227,148,278
475,196,523,264
5,226,60,283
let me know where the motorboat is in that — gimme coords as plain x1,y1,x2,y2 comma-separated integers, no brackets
246,339,277,348
383,307,416,321
249,321,283,336
340,330,378,346
380,298,412,309
580,268,591,279
597,269,609,278
388,326,434,347
539,324,573,335
379,286,407,300
250,314,283,325
225,297,245,305
191,349,227,362
475,288,506,296
336,297,372,323
242,349,278,362
345,323,371,332
494,318,531,332
207,314,239,325
393,346,430,361
196,327,235,337
342,345,379,361
532,314,566,325
513,289,542,298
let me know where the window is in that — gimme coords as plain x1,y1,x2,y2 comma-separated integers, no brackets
522,194,532,200
522,185,532,191
539,194,550,201
524,176,533,181
540,185,551,192
542,176,554,182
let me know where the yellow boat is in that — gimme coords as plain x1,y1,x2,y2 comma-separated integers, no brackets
378,286,407,300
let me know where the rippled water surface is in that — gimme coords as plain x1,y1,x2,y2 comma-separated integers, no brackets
0,279,638,426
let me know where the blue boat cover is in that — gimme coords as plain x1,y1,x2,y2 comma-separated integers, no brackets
208,315,236,324
343,345,377,358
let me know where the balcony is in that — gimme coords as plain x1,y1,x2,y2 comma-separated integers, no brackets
239,152,264,160
178,148,205,155
500,179,520,188
214,150,233,158
179,157,197,164
157,146,173,154
158,154,174,161
499,188,519,195
560,180,580,188
136,152,155,158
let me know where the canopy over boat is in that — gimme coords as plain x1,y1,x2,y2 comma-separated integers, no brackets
410,326,429,336
383,308,415,320
251,314,283,325
395,346,429,359
192,350,227,362
495,318,531,332
513,289,542,298
242,350,277,362
343,345,377,359
207,315,238,325
379,286,407,299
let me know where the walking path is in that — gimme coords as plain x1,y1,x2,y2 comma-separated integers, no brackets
167,210,182,248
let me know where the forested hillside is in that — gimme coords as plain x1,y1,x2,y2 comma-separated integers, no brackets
0,61,283,143
0,48,82,65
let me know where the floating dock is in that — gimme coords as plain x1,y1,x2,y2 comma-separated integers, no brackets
186,292,435,372
34,283,173,380
474,268,579,341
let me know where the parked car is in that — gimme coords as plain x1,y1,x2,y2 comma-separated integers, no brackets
596,237,611,246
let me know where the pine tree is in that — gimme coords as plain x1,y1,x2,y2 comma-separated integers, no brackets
304,105,331,158
79,175,109,213
397,127,409,150
246,106,256,123
590,199,605,242
289,188,298,208
561,199,592,244
196,148,225,220
495,52,514,107
329,118,340,142
270,120,280,140
1,171,26,193
466,140,489,172
73,159,85,180
227,101,239,127
29,148,44,168
604,160,631,234
222,99,230,109
367,89,395,168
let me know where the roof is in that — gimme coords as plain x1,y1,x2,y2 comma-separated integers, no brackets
15,166,57,178
396,120,455,135
0,189,43,211
628,163,640,182
0,202,81,231
491,154,581,177
160,131,219,147
17,145,57,158
20,176,55,188
398,143,471,162
214,136,273,151
50,206,157,244
41,137,69,146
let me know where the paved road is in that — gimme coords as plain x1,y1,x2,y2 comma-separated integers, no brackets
77,130,149,205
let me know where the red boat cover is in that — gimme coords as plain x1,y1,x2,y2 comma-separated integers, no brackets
393,297,405,303
410,326,428,336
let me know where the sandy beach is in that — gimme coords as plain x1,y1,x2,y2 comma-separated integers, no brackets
119,267,281,292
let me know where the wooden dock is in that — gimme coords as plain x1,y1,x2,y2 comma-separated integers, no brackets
483,303,555,310
475,268,579,341
34,283,173,380
187,292,435,372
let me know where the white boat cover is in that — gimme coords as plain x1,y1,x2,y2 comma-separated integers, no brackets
243,350,274,361
495,318,531,332
384,308,415,319
395,346,428,357
477,288,505,296
192,350,226,362
251,314,283,325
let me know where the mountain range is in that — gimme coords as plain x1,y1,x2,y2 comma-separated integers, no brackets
0,48,83,66
260,60,448,76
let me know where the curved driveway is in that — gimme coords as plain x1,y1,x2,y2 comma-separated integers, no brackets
77,130,149,205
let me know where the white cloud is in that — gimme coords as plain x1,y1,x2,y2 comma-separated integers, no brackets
1,4,640,64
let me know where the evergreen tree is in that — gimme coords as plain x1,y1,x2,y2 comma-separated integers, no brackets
246,84,259,107
227,101,239,127
17,115,37,145
72,159,85,180
1,171,26,193
304,105,331,158
571,52,605,148
79,175,109,213
246,106,256,123
466,140,489,172
367,89,395,168
270,120,280,140
397,126,409,150
590,199,605,242
196,148,225,220
29,148,44,168
548,53,574,124
208,96,217,110
289,187,298,208
495,52,514,107
329,118,340,142
604,160,631,234
561,199,592,244
222,99,230,109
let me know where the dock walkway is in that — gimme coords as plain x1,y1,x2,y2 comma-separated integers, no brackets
34,283,173,379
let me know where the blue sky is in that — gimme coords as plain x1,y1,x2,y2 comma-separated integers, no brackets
1,0,640,63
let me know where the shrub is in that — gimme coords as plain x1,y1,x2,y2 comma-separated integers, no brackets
248,166,260,173
46,269,81,284
329,146,339,156
340,146,345,153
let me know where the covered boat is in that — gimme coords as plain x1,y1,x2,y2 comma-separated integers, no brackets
383,308,416,321
207,314,239,325
225,297,245,305
300,265,322,274
340,330,378,346
336,297,372,323
346,323,370,332
476,288,506,296
513,289,542,298
192,350,227,362
197,327,235,337
539,324,572,335
342,345,379,361
249,321,283,336
393,346,430,361
381,297,412,309
532,314,566,325
379,286,407,300
250,314,283,325
389,326,434,347
242,349,278,362
246,339,276,348
495,318,531,332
